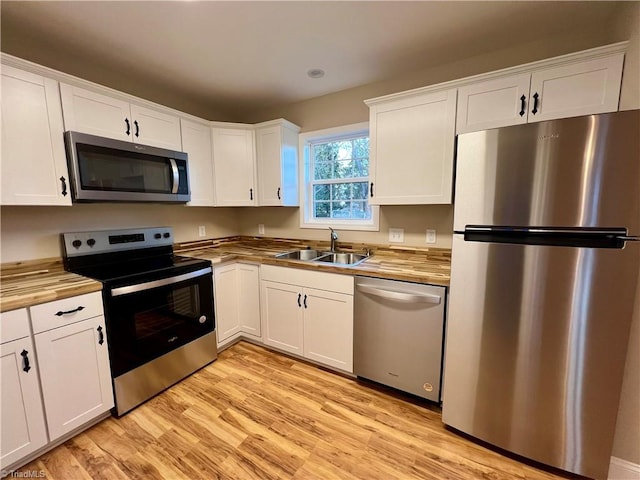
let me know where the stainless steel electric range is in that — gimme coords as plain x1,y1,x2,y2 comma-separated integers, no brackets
62,227,216,416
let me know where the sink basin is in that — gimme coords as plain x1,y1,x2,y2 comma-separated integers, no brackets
275,249,322,260
313,252,369,266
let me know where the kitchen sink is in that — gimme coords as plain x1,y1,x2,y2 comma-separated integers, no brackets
274,249,370,266
313,252,369,266
274,249,322,260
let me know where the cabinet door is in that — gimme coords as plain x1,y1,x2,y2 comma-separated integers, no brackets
303,288,354,373
1,66,71,206
0,336,48,470
456,74,531,134
34,316,114,441
369,88,457,205
261,281,303,355
237,264,261,338
130,104,182,150
256,125,299,206
214,266,241,344
212,128,257,206
181,119,215,206
256,125,283,206
59,83,131,141
528,53,624,123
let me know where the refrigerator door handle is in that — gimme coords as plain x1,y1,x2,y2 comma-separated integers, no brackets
616,235,640,241
462,226,630,249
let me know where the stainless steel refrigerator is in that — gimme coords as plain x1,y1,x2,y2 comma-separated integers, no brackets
442,110,639,479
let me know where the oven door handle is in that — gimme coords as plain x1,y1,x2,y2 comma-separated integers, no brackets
110,267,212,297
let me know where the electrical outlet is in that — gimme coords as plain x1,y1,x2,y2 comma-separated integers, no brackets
198,225,206,237
426,229,437,244
258,224,265,235
389,228,404,243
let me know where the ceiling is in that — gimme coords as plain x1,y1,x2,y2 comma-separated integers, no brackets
0,1,623,119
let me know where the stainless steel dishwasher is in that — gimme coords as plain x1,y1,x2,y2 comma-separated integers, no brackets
354,276,446,402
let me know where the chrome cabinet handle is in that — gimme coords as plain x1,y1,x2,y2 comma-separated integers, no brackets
357,284,441,304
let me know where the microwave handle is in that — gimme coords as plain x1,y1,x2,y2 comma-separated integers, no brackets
169,158,179,194
110,267,212,297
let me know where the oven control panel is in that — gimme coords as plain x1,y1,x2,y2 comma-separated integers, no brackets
63,227,173,257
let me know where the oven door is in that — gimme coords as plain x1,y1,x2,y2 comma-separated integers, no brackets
104,266,214,377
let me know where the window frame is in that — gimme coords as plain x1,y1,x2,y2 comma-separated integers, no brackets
299,122,379,231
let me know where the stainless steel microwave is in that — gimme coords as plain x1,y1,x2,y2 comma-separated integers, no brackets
64,131,190,203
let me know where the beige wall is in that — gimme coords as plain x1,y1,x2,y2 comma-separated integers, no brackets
0,205,239,263
239,205,453,248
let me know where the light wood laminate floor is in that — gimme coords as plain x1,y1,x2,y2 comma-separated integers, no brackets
18,341,576,479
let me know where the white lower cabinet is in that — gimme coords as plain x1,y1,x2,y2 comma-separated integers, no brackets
34,315,113,441
302,288,354,372
0,310,48,471
260,265,354,372
214,263,261,345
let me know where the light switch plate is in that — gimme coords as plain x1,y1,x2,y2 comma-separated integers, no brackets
258,224,265,235
389,228,404,243
426,229,437,244
198,225,206,237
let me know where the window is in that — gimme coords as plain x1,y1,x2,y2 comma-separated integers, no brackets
300,122,379,231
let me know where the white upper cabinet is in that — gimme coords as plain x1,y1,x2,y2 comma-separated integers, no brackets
1,65,71,206
181,119,215,206
367,88,457,205
212,127,257,206
60,84,182,150
527,54,624,123
456,51,624,133
456,74,531,134
255,120,300,206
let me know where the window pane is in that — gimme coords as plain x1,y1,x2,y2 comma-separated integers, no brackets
313,184,330,201
314,202,330,218
332,183,351,201
314,143,338,162
353,137,369,159
353,158,369,177
334,160,354,179
352,182,368,200
331,201,351,218
314,161,333,180
351,201,370,219
336,141,353,160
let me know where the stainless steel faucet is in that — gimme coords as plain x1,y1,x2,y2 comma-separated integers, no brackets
329,227,338,252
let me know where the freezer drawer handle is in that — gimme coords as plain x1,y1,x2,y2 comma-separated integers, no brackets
357,284,441,305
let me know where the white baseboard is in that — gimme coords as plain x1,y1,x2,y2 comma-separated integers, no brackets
609,457,640,480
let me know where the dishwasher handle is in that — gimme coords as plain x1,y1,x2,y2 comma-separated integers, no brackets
357,284,441,305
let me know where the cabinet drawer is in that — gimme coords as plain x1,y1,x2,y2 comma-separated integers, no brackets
261,265,353,294
30,292,103,334
0,308,31,344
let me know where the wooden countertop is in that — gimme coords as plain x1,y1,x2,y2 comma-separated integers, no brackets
0,237,450,313
176,237,451,287
0,258,102,313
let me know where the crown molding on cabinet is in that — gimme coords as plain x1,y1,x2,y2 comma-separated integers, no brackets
365,41,629,106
